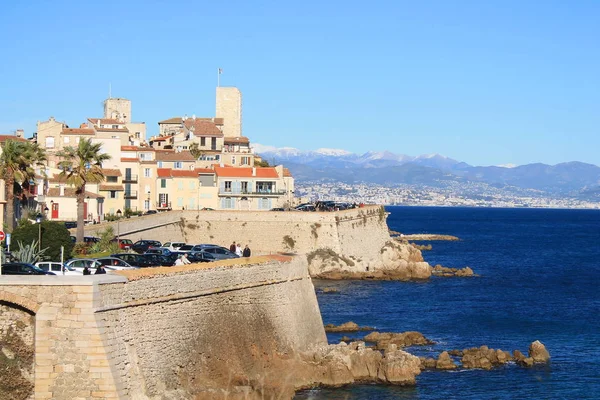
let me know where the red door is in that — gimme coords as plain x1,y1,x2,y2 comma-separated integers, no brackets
52,203,59,219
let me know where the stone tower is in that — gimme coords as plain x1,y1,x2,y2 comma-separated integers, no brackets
104,98,131,123
215,87,242,138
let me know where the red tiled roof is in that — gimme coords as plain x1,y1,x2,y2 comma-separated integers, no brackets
158,117,183,124
283,168,292,177
120,145,149,151
213,166,279,178
157,168,216,178
99,184,124,191
0,135,28,143
196,168,214,174
103,169,122,177
171,170,201,178
224,136,250,145
157,168,171,178
62,128,95,135
155,150,196,162
184,119,223,136
121,158,138,162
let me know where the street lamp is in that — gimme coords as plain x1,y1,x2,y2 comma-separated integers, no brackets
116,209,122,244
36,213,42,252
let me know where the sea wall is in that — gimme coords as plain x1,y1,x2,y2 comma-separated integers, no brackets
0,256,326,399
88,205,430,280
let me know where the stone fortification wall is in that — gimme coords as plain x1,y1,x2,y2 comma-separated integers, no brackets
0,256,326,399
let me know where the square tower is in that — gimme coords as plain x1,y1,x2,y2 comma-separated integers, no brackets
104,98,131,123
215,87,242,138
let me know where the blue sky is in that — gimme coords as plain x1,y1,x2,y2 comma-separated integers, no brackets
1,0,599,166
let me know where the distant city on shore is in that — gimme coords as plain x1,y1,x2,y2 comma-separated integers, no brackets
254,145,600,209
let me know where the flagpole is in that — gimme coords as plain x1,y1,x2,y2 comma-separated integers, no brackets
217,68,220,87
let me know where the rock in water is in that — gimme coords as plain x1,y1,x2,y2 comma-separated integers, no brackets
378,349,422,385
528,340,550,363
324,321,360,332
436,351,457,370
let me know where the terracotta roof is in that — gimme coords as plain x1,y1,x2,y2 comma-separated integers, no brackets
46,188,103,199
184,119,223,136
87,118,125,126
158,117,183,124
120,145,150,151
0,135,28,143
213,166,279,178
155,150,196,162
99,184,124,191
157,168,171,178
283,168,292,177
224,136,250,145
213,118,224,125
196,168,214,174
62,128,95,135
121,158,138,162
48,174,68,183
103,169,122,177
171,170,201,178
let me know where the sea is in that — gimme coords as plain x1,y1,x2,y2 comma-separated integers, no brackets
295,206,600,400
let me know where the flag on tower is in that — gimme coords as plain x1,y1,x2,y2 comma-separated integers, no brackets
218,68,223,74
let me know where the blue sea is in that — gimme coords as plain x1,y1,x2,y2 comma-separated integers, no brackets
296,206,600,400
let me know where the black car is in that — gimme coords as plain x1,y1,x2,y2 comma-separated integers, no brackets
2,263,56,275
131,240,162,254
143,210,158,215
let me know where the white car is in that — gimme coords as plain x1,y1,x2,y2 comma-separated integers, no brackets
162,242,186,251
94,257,138,270
35,261,74,275
64,258,118,275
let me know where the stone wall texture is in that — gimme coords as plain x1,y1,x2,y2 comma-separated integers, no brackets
0,256,326,399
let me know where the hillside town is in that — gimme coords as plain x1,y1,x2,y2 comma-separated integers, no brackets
0,87,297,228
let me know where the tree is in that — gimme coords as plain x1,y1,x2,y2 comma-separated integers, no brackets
11,220,74,261
0,140,46,232
189,142,204,159
57,139,111,243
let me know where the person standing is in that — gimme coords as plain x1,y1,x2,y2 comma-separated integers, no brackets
235,243,243,257
181,253,191,265
174,256,184,266
229,241,236,253
243,244,251,257
94,265,106,274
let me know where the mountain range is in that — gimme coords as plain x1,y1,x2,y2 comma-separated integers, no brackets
252,145,600,200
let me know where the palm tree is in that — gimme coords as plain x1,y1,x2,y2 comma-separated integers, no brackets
0,140,46,232
57,139,111,243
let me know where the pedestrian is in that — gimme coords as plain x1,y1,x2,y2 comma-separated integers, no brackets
83,266,91,275
181,253,191,265
235,243,243,257
174,256,184,266
94,265,106,275
229,241,236,253
243,244,251,257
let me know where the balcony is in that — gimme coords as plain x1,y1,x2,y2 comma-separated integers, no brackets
123,174,138,183
156,201,172,210
219,190,286,197
124,191,138,199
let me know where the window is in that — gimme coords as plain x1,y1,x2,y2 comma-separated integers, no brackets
189,181,195,190
222,197,234,209
178,182,184,191
224,181,232,192
160,179,166,188
215,155,220,161
211,137,217,150
112,125,119,129
45,137,55,148
140,153,151,161
144,168,151,178
159,193,168,207
64,137,70,144
174,161,183,169
200,137,206,146
189,198,195,209
135,132,141,139
177,197,183,207
110,191,118,199
157,161,163,168
144,199,150,210
107,176,118,183
241,182,249,193
259,198,270,209
241,156,250,166
256,182,274,193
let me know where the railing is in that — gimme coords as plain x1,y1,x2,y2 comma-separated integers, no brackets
123,174,138,183
124,191,138,199
156,201,172,209
219,190,286,196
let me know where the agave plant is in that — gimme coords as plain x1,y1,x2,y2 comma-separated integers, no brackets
12,240,49,264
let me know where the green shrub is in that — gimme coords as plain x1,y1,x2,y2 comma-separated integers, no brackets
11,220,74,261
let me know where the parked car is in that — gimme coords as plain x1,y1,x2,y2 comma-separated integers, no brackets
162,242,186,251
143,210,158,215
110,238,133,250
145,248,172,256
2,262,56,275
188,251,219,263
177,245,195,252
94,257,138,270
111,253,171,268
295,204,316,212
131,240,162,254
197,245,239,260
270,207,285,211
35,261,66,274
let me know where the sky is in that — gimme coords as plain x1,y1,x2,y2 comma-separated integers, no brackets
1,0,599,167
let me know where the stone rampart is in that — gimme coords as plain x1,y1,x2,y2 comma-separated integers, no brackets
0,255,326,399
